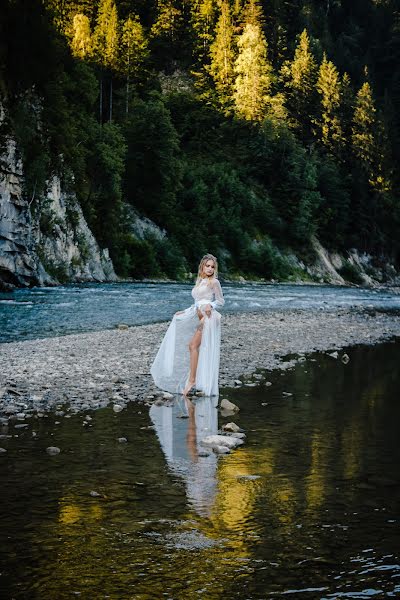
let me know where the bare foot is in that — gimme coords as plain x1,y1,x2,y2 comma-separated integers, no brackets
183,380,196,396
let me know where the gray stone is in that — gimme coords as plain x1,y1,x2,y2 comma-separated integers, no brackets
113,404,123,413
212,445,230,455
117,437,128,443
0,448,7,454
46,446,61,456
220,399,239,412
222,422,241,433
341,353,350,364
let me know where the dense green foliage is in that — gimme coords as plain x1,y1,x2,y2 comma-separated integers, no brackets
1,0,399,279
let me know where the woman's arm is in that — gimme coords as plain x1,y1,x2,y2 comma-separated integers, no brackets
210,279,225,309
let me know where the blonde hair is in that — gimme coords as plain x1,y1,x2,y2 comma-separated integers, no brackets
196,254,218,286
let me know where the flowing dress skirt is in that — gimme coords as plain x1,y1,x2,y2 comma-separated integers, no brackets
150,305,221,396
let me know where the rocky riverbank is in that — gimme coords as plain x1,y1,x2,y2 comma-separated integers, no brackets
1,307,400,422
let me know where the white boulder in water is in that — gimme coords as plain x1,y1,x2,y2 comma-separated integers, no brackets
201,434,243,449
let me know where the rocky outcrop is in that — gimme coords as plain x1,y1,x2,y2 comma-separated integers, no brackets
0,131,117,291
283,237,400,286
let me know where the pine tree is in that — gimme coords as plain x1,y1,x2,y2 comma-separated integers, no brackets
92,0,119,123
120,15,149,114
70,13,92,59
352,81,376,174
233,2,272,121
93,0,119,70
151,0,183,44
282,29,318,140
352,79,392,194
191,0,217,65
316,54,343,155
209,0,235,107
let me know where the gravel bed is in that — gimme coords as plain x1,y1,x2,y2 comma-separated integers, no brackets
1,307,400,421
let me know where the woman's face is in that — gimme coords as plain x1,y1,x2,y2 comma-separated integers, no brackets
203,259,215,278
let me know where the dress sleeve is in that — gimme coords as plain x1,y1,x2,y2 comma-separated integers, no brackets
210,279,225,309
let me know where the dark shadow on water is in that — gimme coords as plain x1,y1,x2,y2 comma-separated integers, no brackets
1,342,400,598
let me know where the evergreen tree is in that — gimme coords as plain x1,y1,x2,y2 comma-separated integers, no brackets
191,0,217,65
151,0,183,44
71,13,92,59
120,15,149,114
209,0,235,108
282,29,318,141
92,0,119,123
233,2,272,121
315,53,343,155
92,0,119,70
352,80,376,177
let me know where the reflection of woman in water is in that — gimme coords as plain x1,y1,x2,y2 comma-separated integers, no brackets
150,254,225,397
149,396,219,517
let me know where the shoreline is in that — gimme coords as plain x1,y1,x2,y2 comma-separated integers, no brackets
1,307,400,421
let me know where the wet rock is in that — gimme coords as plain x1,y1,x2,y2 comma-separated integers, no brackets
222,422,242,433
0,448,7,454
14,423,29,429
154,399,164,406
220,399,239,412
226,432,246,439
201,434,243,449
265,381,272,386
236,475,261,481
198,451,210,457
234,380,243,386
162,392,174,400
341,353,350,364
117,324,129,330
3,405,18,415
90,490,101,497
328,351,339,359
117,437,128,443
282,392,293,397
113,404,123,413
46,446,61,456
212,445,230,455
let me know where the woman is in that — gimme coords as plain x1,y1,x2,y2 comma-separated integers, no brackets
150,254,225,397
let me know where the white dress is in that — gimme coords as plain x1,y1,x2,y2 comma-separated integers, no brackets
150,278,225,396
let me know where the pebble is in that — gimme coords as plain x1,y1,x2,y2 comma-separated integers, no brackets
0,448,7,453
90,490,101,497
113,404,123,413
117,437,128,443
46,446,61,456
1,308,400,421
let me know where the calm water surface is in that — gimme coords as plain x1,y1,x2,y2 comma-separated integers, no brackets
1,282,400,343
0,342,399,599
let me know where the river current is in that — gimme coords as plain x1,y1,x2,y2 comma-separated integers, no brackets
1,281,400,343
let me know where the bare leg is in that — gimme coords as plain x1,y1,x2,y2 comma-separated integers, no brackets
183,320,204,396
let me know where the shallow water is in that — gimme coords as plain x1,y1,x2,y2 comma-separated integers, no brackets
0,341,400,599
1,281,400,343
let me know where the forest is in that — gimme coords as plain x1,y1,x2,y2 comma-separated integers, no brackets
1,0,399,280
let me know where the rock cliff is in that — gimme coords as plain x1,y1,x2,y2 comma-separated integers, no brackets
0,132,116,291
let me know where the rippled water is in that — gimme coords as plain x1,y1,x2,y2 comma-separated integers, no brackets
1,282,400,343
0,342,399,598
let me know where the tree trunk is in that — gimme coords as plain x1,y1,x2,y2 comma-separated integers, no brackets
109,76,113,123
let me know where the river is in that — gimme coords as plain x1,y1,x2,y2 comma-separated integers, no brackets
1,281,400,343
0,341,399,598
